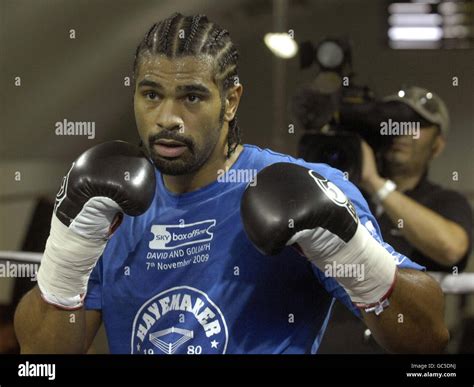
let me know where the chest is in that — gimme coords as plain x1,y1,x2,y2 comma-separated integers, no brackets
99,195,323,354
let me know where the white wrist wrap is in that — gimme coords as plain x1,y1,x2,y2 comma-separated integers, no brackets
37,215,107,309
288,222,397,305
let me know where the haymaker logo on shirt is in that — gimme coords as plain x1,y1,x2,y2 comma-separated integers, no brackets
149,220,216,250
131,286,229,354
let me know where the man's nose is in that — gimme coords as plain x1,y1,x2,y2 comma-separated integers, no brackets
156,100,184,131
393,135,412,144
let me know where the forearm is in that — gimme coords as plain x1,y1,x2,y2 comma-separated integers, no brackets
14,286,86,354
381,190,468,265
362,269,449,353
365,175,467,265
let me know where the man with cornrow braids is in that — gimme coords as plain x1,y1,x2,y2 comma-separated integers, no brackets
16,13,448,355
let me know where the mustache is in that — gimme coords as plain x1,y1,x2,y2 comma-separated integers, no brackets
392,138,412,146
148,131,194,149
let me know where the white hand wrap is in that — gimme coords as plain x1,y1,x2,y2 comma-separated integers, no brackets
288,222,397,306
37,197,121,309
37,215,106,309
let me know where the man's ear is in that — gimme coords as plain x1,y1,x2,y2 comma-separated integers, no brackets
431,133,446,159
224,83,243,122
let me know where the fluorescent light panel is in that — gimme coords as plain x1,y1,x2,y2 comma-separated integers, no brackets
388,3,431,13
388,26,443,40
389,13,443,25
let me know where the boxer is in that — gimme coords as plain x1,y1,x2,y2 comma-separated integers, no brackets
15,13,448,354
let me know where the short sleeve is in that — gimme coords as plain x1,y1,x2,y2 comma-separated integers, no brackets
317,163,426,271
429,189,472,235
429,189,473,265
306,163,425,317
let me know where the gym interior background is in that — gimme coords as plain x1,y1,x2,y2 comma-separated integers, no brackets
1,0,473,353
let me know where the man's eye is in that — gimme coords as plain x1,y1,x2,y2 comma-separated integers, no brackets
186,94,201,104
144,91,159,100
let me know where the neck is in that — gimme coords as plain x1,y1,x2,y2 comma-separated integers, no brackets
163,144,244,194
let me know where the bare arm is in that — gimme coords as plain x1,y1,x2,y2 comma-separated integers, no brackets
14,286,101,354
363,269,449,353
360,141,469,267
372,185,468,266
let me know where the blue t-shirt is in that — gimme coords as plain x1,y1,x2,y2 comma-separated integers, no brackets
85,144,423,354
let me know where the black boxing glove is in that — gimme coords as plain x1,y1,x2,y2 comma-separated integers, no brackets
37,141,156,309
241,163,397,313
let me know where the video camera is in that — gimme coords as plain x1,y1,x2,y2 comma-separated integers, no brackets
293,38,393,183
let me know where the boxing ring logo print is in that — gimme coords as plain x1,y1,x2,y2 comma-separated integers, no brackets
149,220,216,250
131,286,229,354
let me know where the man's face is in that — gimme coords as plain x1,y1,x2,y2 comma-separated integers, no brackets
383,126,442,172
134,54,225,175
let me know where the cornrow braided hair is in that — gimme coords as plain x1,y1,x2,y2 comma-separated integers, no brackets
133,13,241,158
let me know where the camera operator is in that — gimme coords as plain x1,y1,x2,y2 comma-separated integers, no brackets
359,86,472,273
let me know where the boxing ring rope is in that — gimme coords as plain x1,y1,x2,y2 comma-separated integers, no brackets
428,272,474,294
0,251,43,264
0,250,473,294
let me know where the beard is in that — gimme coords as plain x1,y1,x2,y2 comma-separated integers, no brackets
146,105,225,176
383,150,410,177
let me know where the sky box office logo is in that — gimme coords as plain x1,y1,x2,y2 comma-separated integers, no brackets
149,220,216,250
